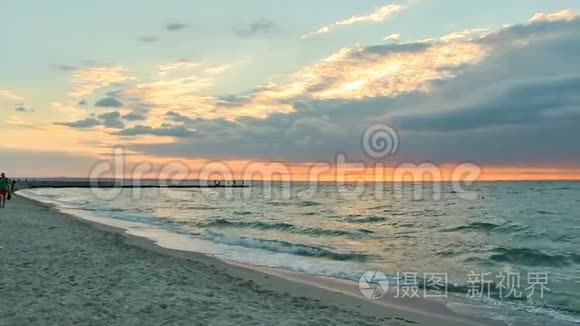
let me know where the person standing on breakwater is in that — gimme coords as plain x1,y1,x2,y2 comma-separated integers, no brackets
0,173,9,208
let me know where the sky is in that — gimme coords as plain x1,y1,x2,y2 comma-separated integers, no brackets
1,0,580,180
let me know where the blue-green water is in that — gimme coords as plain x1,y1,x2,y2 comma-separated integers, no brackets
20,181,580,325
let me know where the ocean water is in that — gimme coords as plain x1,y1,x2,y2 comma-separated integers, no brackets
19,181,580,325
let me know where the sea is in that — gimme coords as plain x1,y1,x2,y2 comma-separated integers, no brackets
18,181,580,325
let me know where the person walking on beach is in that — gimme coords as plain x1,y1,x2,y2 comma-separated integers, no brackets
0,173,9,208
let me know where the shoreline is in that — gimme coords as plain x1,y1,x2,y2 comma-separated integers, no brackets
4,194,504,325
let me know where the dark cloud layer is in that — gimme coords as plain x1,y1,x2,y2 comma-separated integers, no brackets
396,76,580,131
56,111,126,130
55,118,101,129
95,97,124,108
122,111,147,121
116,125,196,137
97,111,125,129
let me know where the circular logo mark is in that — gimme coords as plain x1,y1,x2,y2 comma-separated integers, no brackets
359,270,390,300
362,123,399,159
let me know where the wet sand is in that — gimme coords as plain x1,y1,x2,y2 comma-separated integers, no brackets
0,196,502,325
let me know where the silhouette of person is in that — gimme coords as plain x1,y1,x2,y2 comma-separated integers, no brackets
0,173,9,208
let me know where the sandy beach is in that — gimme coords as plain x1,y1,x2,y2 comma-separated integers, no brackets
0,195,502,326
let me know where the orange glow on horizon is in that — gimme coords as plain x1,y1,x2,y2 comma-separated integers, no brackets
85,155,580,182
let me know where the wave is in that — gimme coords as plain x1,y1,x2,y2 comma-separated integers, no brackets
300,200,321,207
536,210,558,215
442,222,503,232
488,247,580,267
202,231,369,261
367,205,392,210
184,205,219,210
232,211,253,215
82,207,125,213
553,186,573,191
267,201,290,207
345,216,387,223
442,222,527,233
199,219,373,238
411,209,445,217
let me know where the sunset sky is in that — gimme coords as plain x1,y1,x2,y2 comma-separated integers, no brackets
1,0,580,180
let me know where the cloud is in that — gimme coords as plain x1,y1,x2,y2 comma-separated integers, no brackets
56,111,126,130
530,9,579,23
0,89,24,102
337,4,404,25
111,62,234,121
113,75,216,120
158,61,199,77
78,100,88,106
57,64,79,72
215,94,252,107
15,105,35,112
94,97,124,108
96,111,125,129
439,28,491,42
165,111,195,124
251,40,484,101
109,32,485,122
69,66,135,98
395,76,580,131
165,23,188,31
384,33,400,41
138,36,159,43
122,12,580,167
204,64,232,75
97,111,121,120
116,125,196,137
104,121,125,129
122,111,147,121
131,40,476,120
234,20,275,37
102,119,125,130
55,118,101,129
302,4,405,38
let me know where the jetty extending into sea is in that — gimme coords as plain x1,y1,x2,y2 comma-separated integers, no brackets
15,179,250,189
